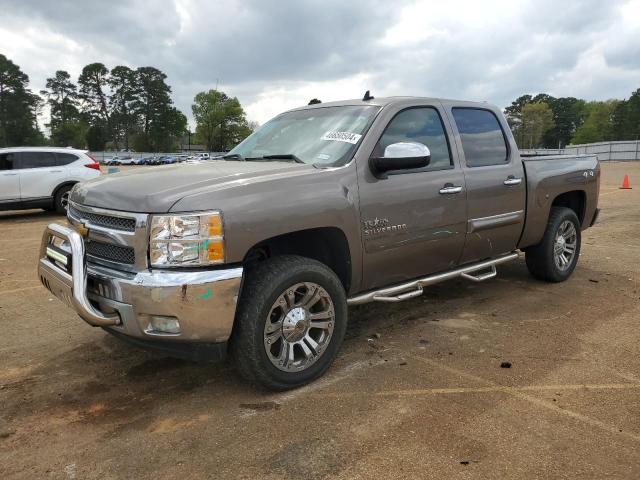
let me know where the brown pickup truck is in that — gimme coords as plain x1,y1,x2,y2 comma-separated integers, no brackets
38,95,600,390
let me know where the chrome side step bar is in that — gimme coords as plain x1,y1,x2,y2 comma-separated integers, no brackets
347,252,518,305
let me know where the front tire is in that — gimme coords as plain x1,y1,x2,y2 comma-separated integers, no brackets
525,206,581,282
231,255,348,391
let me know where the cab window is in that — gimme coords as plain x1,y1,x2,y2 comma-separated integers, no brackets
374,107,452,173
452,108,508,167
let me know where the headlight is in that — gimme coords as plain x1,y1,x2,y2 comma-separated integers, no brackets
149,212,224,267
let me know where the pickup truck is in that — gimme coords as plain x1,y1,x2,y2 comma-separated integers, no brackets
38,96,600,390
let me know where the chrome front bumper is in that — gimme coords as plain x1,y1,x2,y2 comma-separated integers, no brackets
38,223,243,343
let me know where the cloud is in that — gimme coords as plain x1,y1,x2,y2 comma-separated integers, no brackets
1,0,639,125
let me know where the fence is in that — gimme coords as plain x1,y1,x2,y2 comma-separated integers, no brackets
520,141,640,162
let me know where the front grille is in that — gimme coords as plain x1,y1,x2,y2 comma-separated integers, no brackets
69,205,136,232
86,240,135,265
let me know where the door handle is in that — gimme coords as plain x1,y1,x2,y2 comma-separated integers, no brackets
50,170,63,173
439,184,463,194
2,173,18,176
503,176,522,186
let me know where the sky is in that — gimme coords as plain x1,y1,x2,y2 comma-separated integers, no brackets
1,0,639,127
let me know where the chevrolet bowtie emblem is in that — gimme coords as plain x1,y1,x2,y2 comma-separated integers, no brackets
75,222,89,237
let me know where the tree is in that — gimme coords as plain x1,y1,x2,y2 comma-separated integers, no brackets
611,89,640,141
86,124,107,150
541,97,586,148
41,70,86,147
504,94,533,147
192,89,251,151
571,101,618,144
109,65,139,149
134,67,186,151
0,54,41,147
308,98,322,105
520,102,555,149
78,63,111,141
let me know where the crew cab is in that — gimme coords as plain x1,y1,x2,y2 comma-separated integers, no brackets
37,96,600,390
0,147,101,212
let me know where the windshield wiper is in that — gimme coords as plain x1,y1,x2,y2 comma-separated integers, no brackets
222,153,244,160
260,154,306,164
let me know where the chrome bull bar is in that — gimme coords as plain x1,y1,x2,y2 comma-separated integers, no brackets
38,223,120,327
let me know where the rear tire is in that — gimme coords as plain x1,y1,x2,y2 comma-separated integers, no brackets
525,207,581,282
231,255,348,391
54,185,73,214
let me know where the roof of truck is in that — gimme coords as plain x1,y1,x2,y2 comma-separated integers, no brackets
287,96,497,113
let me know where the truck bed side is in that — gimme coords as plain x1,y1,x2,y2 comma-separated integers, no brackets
518,154,600,249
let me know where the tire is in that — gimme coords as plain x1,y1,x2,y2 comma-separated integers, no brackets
525,206,581,282
54,185,73,214
231,255,348,391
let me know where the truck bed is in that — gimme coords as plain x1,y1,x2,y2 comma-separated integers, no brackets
518,154,600,249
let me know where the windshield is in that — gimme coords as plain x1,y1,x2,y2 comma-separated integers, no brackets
227,105,380,167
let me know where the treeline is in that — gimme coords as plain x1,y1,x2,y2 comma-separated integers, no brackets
504,88,640,149
0,53,187,151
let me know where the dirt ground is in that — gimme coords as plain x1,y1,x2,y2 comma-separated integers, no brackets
1,162,639,479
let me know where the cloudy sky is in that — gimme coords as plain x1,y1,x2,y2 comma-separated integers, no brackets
1,0,639,126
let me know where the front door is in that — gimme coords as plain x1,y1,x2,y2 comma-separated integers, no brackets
0,152,20,201
357,104,467,291
447,106,526,263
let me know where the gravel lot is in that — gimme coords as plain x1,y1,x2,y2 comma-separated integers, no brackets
1,163,639,479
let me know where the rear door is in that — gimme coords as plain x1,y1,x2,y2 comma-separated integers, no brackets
0,152,20,201
357,102,467,290
446,106,526,263
15,151,62,200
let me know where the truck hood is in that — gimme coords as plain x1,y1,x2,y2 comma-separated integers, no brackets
71,161,314,213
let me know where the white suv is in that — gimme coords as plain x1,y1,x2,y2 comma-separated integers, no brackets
0,147,101,213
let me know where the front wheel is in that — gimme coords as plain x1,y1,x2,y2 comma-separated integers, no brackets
525,206,581,282
231,255,347,390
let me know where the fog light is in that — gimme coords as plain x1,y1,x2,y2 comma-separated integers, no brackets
148,315,181,334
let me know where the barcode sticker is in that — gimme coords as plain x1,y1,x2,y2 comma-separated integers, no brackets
321,131,362,144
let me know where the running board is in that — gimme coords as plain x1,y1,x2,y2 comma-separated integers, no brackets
347,252,518,306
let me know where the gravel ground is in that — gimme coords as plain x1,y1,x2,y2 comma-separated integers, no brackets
1,162,639,479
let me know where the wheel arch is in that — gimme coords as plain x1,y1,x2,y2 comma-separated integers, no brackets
51,180,79,199
242,227,352,293
551,190,586,225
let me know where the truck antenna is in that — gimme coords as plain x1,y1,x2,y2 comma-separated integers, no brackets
362,90,374,101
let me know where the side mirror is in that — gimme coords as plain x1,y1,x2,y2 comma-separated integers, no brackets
369,142,431,179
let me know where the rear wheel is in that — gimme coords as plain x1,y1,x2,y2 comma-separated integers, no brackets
525,207,581,282
231,255,347,390
54,185,73,214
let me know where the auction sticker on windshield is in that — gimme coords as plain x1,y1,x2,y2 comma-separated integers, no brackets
321,131,362,144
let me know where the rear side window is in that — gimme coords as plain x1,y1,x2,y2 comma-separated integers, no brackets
374,107,452,172
56,152,79,165
0,152,16,170
16,151,58,169
452,108,508,167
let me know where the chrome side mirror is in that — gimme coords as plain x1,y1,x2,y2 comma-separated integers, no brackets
369,142,431,179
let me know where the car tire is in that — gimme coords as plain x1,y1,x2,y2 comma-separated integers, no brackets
231,255,348,391
525,206,581,282
54,185,73,214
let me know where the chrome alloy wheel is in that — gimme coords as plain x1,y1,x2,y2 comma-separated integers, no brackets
61,191,70,210
553,220,577,271
263,282,335,372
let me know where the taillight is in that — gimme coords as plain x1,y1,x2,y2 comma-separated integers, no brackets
84,153,100,171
